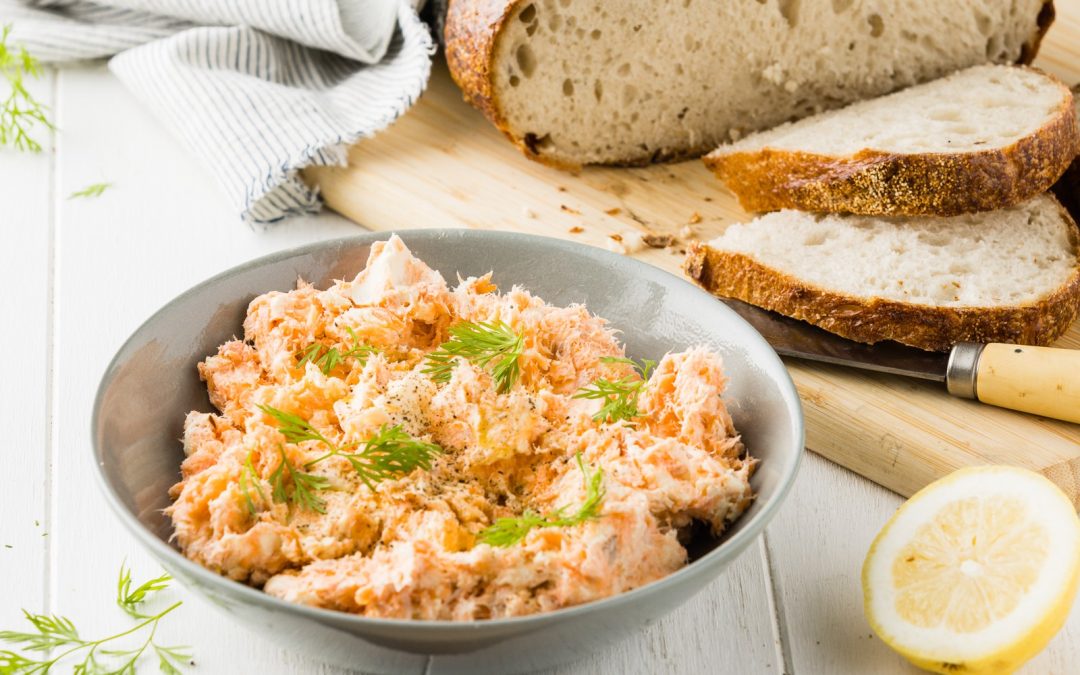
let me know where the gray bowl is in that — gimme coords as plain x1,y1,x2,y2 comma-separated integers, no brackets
92,230,803,674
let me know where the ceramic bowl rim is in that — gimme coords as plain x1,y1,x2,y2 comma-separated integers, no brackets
91,229,805,634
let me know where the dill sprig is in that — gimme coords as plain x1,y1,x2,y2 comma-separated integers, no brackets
573,356,656,424
257,404,337,448
0,25,53,153
258,405,442,504
479,453,605,547
0,565,190,674
67,182,112,200
296,327,376,376
269,445,329,514
333,424,443,492
423,320,523,393
238,451,267,516
116,562,172,620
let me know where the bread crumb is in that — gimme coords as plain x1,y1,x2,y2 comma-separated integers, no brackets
560,205,581,215
609,233,623,242
704,197,713,202
605,207,621,216
679,225,696,240
688,212,702,225
569,226,584,234
605,238,627,255
522,207,537,219
620,230,646,253
557,186,567,192
642,233,674,248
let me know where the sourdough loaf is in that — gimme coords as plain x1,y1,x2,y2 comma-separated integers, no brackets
704,65,1079,216
684,194,1080,352
445,0,1054,168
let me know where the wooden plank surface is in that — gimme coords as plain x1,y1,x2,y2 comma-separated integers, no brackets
1,11,1078,675
764,453,1080,674
46,65,379,675
308,4,1080,504
0,61,789,675
0,68,53,629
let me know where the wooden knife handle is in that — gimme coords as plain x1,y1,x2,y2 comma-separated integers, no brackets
975,343,1080,424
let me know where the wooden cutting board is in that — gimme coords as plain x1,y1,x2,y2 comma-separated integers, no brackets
307,5,1080,507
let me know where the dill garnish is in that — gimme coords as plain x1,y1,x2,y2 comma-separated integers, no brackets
67,182,112,200
330,424,442,492
573,356,655,424
423,320,523,393
238,451,267,516
296,327,376,375
0,564,190,674
0,25,53,152
479,453,605,547
258,405,442,505
269,445,329,514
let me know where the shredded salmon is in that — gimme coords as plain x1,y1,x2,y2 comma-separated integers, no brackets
167,235,755,620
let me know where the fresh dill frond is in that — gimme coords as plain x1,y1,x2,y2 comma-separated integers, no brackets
0,611,79,652
258,404,337,448
67,182,112,200
476,510,549,548
0,564,189,673
116,562,172,619
295,327,376,376
269,446,329,514
423,320,523,393
478,453,605,547
573,355,656,424
260,405,441,501
239,452,267,516
336,424,443,492
0,25,54,153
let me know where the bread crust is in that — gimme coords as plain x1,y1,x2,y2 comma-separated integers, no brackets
1054,155,1080,223
1020,0,1057,65
1051,86,1080,223
444,0,581,170
704,69,1079,217
445,0,1057,171
682,203,1080,352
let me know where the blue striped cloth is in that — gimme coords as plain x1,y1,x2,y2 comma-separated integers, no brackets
1,0,436,224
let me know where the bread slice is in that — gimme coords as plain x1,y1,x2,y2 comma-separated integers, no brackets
1052,85,1080,222
445,0,1054,169
684,194,1080,351
704,66,1080,217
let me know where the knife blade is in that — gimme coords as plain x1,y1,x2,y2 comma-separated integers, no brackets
719,297,949,381
720,298,1080,424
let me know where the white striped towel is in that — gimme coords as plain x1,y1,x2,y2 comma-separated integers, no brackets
1,0,436,224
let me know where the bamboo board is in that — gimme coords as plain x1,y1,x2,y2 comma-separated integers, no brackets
307,5,1080,507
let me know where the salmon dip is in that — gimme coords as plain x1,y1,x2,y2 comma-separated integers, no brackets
168,235,756,620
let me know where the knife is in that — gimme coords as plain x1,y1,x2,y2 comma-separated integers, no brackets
721,298,1080,424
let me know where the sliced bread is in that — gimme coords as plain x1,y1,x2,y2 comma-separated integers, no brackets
445,0,1054,169
1052,85,1080,222
704,65,1080,217
684,194,1080,351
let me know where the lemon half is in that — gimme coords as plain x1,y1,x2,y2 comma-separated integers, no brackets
863,466,1080,674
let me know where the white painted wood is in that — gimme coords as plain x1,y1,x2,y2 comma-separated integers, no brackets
1,55,1076,675
426,542,782,674
0,68,54,629
766,452,1080,675
46,63,380,674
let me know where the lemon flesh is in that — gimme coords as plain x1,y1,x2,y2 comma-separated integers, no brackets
863,466,1080,675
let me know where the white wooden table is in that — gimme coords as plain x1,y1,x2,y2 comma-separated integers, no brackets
2,63,1077,675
